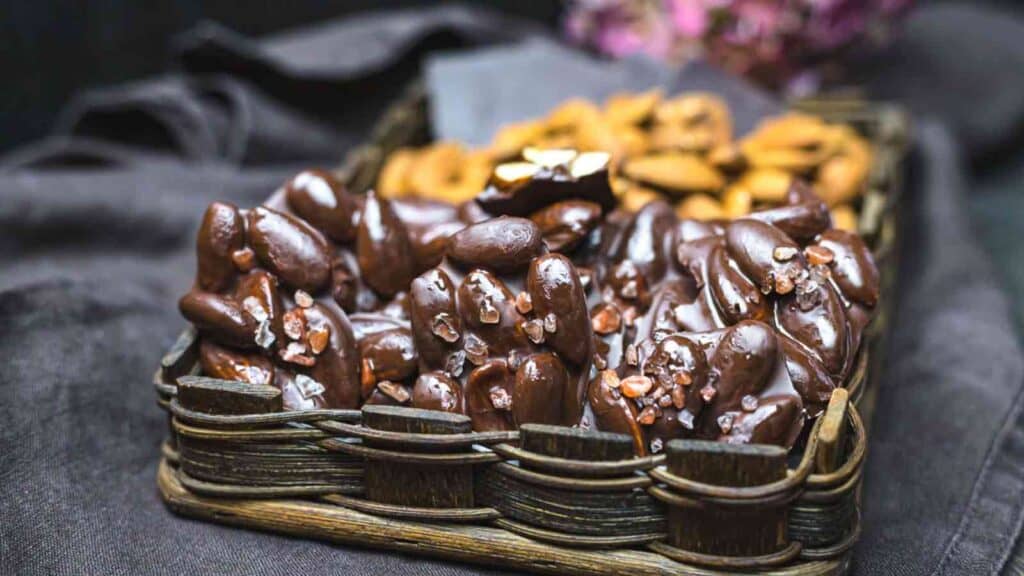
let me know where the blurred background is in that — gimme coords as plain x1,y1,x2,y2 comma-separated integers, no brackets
1,1,559,154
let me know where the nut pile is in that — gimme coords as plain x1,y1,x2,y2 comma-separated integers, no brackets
181,144,878,453
376,90,871,231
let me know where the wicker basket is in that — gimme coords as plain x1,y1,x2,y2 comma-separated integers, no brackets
153,85,909,575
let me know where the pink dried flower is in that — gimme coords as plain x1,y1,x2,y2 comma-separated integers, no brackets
563,0,916,92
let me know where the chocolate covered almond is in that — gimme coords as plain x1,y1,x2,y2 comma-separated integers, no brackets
412,371,464,414
529,200,602,253
284,169,357,243
356,192,417,298
179,291,258,349
196,202,245,291
359,328,418,383
513,353,568,426
448,217,544,274
466,359,516,432
247,206,332,293
199,340,274,387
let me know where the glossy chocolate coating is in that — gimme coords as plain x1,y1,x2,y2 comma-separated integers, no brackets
356,192,417,298
448,217,544,274
359,328,418,383
304,300,361,409
284,169,357,243
529,200,602,253
199,339,274,387
465,359,516,431
513,352,569,426
179,291,257,349
247,206,332,293
587,371,645,456
816,229,880,307
744,181,830,242
412,371,464,413
408,268,461,370
196,202,245,292
725,219,805,294
476,157,616,217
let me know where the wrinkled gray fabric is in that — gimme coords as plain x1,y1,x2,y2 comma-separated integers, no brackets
2,4,1024,576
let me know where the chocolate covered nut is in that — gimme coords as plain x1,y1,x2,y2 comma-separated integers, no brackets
477,151,615,217
412,371,464,413
775,280,849,377
707,243,768,324
527,254,592,367
745,181,830,242
587,371,645,456
284,169,357,243
707,321,779,406
529,200,602,253
725,219,805,295
304,300,361,409
616,200,677,285
247,206,332,293
457,269,528,356
359,328,418,383
466,359,516,432
367,380,412,405
196,202,245,291
448,217,544,274
513,353,568,426
276,369,328,411
641,334,707,415
233,270,286,347
780,335,835,418
409,268,461,369
816,229,880,307
199,340,274,387
698,321,805,447
329,253,360,312
179,291,257,349
356,192,417,298
392,197,467,270
728,394,803,446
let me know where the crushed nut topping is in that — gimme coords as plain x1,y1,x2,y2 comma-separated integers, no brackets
543,312,558,333
242,296,268,322
308,327,330,355
254,319,276,349
515,291,533,314
773,246,799,261
294,290,315,308
620,375,653,398
280,341,315,367
431,313,460,343
490,388,513,411
805,244,835,266
700,385,717,402
479,298,501,325
231,248,256,272
637,405,658,425
741,394,759,412
378,380,410,403
282,309,305,341
294,374,325,400
523,319,545,344
590,303,622,335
